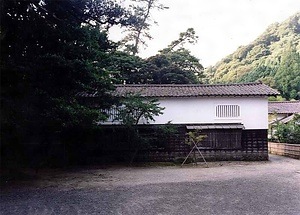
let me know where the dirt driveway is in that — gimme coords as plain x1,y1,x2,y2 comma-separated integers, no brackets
1,155,300,215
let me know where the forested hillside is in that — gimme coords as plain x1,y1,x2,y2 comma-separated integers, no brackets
206,12,300,100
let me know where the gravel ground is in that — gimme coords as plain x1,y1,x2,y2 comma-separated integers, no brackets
1,154,300,215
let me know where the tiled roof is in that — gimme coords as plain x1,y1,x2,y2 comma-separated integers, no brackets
280,114,296,124
186,123,244,130
270,114,297,125
268,101,300,114
114,82,279,97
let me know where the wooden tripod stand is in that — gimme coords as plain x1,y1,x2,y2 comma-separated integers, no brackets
181,138,209,168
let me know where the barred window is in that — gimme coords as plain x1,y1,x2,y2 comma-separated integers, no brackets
216,105,240,118
102,106,120,122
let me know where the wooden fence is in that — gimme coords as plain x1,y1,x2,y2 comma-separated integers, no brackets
268,142,300,159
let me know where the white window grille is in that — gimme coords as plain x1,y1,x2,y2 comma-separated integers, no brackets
102,106,146,123
105,108,119,122
216,105,240,118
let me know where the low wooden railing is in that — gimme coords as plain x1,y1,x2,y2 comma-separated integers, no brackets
268,142,300,159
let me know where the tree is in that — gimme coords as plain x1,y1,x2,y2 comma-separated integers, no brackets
274,48,300,100
85,0,136,30
105,51,148,84
141,28,204,84
239,65,277,83
164,48,205,81
207,12,300,86
148,28,204,84
107,26,205,84
1,0,112,132
159,28,199,54
115,93,164,126
273,114,300,144
121,0,168,55
114,93,164,163
181,130,208,166
0,0,136,168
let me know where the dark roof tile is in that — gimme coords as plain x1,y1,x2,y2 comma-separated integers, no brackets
268,101,300,114
114,82,279,97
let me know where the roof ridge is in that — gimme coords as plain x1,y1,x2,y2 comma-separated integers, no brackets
115,82,261,87
113,82,279,97
269,101,300,103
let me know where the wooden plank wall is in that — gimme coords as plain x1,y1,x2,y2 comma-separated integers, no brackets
141,128,269,162
268,142,300,159
91,125,269,162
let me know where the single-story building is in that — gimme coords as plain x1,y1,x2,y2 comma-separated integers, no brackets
97,82,279,162
268,101,300,124
268,101,300,140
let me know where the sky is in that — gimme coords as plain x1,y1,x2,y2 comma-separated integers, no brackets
110,0,300,67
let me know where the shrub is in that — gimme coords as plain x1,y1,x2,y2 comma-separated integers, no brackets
273,114,300,144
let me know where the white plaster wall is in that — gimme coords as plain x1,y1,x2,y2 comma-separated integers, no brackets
150,97,269,129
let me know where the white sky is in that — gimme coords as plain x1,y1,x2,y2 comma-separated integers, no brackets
110,0,300,67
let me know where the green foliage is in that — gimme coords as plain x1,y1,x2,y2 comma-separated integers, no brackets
268,96,286,101
112,93,165,163
239,65,276,83
136,29,204,84
0,0,135,146
110,46,204,85
273,114,300,144
151,122,178,149
207,12,300,100
155,28,204,83
155,122,177,137
112,27,204,84
185,130,207,146
115,93,165,126
145,52,203,84
85,0,136,29
121,0,168,55
274,48,300,100
160,28,198,54
106,51,146,84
